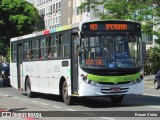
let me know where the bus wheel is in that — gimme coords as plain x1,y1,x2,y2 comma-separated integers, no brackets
26,79,33,98
154,80,159,90
62,81,73,105
110,95,124,103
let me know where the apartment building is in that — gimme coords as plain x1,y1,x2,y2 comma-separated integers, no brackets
30,0,159,47
33,0,61,29
32,0,101,29
26,0,33,4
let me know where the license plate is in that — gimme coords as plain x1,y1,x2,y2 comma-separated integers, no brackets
110,88,120,92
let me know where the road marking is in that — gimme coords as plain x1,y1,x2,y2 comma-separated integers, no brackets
31,101,38,103
84,117,94,120
53,106,61,109
41,103,49,106
149,106,160,109
14,97,20,99
100,117,115,120
22,99,27,101
67,109,76,111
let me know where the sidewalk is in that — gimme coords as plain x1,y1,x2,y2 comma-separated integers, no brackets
144,74,155,89
144,74,155,81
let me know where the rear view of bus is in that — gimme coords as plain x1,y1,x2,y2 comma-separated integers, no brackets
77,20,144,103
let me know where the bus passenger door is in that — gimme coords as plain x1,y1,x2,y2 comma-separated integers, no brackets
71,34,79,94
17,43,23,89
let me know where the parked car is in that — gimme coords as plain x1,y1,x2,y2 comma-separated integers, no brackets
1,63,10,87
154,70,160,90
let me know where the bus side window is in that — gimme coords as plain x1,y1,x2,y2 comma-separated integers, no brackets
23,40,31,61
58,34,63,58
31,38,39,60
50,35,57,59
40,37,48,60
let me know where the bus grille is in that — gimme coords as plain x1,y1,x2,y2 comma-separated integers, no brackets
101,87,129,93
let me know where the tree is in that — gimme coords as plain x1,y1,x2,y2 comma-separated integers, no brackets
0,0,44,57
144,46,160,74
79,0,160,40
80,0,160,74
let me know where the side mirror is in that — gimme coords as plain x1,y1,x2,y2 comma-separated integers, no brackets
142,42,146,61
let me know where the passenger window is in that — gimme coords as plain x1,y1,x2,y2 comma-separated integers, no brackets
31,38,39,60
11,43,17,62
40,37,47,60
23,40,31,61
50,35,58,58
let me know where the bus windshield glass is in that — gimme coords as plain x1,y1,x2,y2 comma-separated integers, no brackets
79,35,142,69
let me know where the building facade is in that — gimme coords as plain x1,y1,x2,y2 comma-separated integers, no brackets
33,0,61,29
26,0,33,4
32,0,100,29
31,0,159,47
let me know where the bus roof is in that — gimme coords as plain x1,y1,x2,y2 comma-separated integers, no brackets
10,19,140,42
10,23,79,42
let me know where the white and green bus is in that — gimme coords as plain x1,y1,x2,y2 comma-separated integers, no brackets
10,20,145,105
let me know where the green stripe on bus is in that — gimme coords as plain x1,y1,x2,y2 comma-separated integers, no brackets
87,72,140,84
67,68,71,78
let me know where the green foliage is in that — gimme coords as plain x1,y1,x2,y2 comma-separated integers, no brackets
0,0,44,57
80,0,160,74
144,47,160,74
79,0,160,40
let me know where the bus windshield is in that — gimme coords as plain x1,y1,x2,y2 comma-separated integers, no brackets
79,35,142,69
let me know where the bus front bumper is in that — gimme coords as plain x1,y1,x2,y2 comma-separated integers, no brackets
78,81,144,96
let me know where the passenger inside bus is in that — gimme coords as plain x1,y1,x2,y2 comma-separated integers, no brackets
116,45,128,58
30,51,34,60
48,52,53,59
27,51,30,60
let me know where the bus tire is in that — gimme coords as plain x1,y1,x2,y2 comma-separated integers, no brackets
26,78,34,98
110,95,124,103
154,80,159,90
62,81,74,105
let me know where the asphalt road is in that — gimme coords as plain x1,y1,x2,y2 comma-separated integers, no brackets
0,77,160,120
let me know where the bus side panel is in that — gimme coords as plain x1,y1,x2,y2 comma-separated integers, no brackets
47,59,71,95
10,63,18,89
48,60,60,94
23,61,39,92
30,61,39,92
59,59,71,95
22,62,30,90
39,61,49,93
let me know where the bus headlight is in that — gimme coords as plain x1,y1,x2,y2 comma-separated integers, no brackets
81,74,99,86
82,77,99,86
136,78,142,83
82,76,87,81
132,78,143,85
88,80,98,86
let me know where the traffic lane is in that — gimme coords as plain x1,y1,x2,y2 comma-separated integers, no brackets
0,87,160,112
144,88,160,96
21,88,160,111
0,89,160,119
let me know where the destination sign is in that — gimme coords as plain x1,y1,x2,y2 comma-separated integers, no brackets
82,21,141,33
